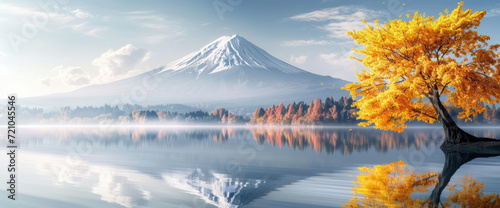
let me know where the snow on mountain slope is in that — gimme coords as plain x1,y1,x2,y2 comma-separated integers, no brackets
26,35,351,111
162,35,305,76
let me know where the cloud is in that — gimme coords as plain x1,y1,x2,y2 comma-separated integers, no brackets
290,6,376,22
53,65,91,86
289,6,387,39
44,45,151,86
71,9,92,19
127,13,185,43
65,21,108,37
0,3,75,25
124,11,154,15
0,3,106,38
93,171,152,208
145,35,169,44
85,27,108,37
41,78,51,87
92,44,151,80
320,21,368,39
129,14,165,22
486,7,500,18
34,152,152,208
319,50,359,81
289,55,308,65
282,39,337,46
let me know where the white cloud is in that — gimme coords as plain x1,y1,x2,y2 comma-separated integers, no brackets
69,22,87,30
53,65,91,86
92,44,150,81
128,14,173,30
33,152,152,208
71,9,92,19
124,11,154,15
92,170,152,208
140,22,168,30
320,21,368,39
144,35,169,44
85,27,108,37
129,14,165,22
319,50,359,81
282,39,337,46
290,6,387,39
290,6,375,22
289,55,308,65
127,13,185,43
0,3,106,38
41,78,51,87
65,21,108,38
0,3,75,25
486,7,500,18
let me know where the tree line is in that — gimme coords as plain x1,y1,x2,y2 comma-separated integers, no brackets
249,96,357,124
3,96,500,125
129,108,248,124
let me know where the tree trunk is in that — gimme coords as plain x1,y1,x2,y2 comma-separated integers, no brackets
429,150,477,206
428,92,497,146
428,145,500,207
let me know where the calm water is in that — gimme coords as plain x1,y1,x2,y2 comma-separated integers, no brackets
1,126,500,208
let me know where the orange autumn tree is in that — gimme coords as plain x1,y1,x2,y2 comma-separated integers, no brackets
343,161,439,207
343,2,500,145
344,161,500,208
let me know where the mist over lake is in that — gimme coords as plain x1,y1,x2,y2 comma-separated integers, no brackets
1,126,499,208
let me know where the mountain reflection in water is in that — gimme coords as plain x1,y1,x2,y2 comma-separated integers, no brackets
18,126,443,154
6,126,500,208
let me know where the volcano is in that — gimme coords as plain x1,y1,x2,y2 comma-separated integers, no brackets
27,35,351,112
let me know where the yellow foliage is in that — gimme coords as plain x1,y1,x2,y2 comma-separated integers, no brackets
342,2,500,132
343,160,438,207
447,175,500,208
344,161,500,208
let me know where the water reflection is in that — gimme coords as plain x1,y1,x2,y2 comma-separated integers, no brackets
93,170,152,208
250,127,439,155
430,144,500,206
33,153,153,208
17,126,443,154
163,169,265,208
11,127,500,207
345,144,500,207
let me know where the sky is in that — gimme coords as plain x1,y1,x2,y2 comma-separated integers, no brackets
1,0,500,98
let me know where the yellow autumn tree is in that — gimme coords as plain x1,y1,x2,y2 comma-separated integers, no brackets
344,161,500,208
447,175,500,207
343,161,439,208
343,2,500,145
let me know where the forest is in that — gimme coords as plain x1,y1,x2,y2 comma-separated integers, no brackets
249,96,357,124
3,96,500,125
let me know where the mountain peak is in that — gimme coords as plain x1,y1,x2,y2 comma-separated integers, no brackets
214,34,244,42
163,35,305,75
218,34,242,40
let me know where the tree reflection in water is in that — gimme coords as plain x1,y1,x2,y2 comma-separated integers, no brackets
249,127,438,155
344,147,500,207
25,127,441,154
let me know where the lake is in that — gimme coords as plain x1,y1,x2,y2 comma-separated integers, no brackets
1,126,500,207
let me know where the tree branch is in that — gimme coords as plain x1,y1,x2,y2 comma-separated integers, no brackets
412,109,438,120
440,81,452,95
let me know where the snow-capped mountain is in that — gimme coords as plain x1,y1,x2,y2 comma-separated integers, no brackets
27,35,351,111
163,35,305,75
